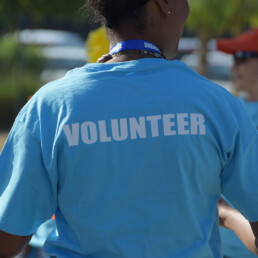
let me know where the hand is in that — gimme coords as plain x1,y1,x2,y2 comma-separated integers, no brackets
218,197,258,255
218,197,238,229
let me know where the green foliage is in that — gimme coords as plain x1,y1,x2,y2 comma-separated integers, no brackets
0,37,45,126
0,0,90,127
0,38,44,74
0,37,45,99
187,0,258,39
0,0,88,32
186,0,258,76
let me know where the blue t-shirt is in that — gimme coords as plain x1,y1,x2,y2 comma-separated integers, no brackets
1,59,258,258
220,98,258,258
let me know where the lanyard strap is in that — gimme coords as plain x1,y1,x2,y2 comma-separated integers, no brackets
109,40,162,55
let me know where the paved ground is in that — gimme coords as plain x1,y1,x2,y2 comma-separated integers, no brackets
0,131,9,151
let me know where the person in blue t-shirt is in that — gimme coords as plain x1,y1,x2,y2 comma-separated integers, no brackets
217,28,258,258
1,0,258,257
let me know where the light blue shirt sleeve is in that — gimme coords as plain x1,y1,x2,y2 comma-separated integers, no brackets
220,97,258,258
0,119,57,236
221,101,258,222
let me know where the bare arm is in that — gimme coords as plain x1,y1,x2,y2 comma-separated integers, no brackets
0,230,32,258
219,198,258,255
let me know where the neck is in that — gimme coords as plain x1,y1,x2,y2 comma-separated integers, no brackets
108,27,163,53
106,17,174,59
245,92,258,102
97,27,166,63
238,87,258,102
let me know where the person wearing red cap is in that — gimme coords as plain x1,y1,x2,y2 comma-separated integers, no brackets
217,28,258,258
217,28,258,101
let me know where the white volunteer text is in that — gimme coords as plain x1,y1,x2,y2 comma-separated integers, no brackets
63,113,206,146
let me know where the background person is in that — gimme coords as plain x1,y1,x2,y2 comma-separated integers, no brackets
217,28,258,258
1,0,258,257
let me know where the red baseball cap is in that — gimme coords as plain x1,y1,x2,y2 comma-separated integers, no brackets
217,28,258,54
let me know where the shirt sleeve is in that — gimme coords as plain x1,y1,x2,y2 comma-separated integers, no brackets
221,102,258,222
0,120,57,236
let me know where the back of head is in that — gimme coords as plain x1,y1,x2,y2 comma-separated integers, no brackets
88,0,149,31
87,0,189,60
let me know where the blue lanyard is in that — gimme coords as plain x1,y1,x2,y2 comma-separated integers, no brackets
109,40,162,55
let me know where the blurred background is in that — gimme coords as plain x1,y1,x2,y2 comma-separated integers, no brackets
0,0,258,150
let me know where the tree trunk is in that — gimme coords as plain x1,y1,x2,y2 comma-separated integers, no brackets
198,30,209,77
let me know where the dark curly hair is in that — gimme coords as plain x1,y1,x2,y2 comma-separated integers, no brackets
87,0,149,31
